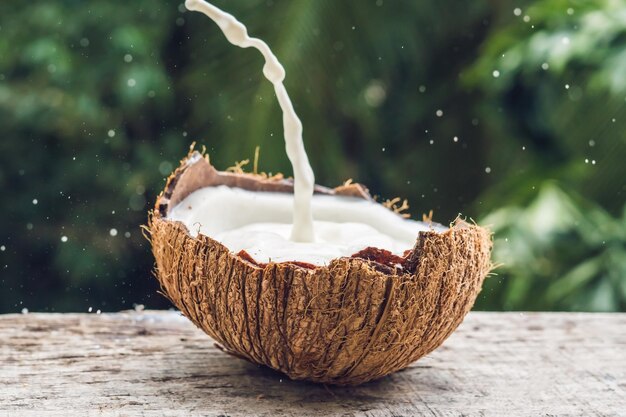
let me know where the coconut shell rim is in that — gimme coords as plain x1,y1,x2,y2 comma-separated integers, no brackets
153,147,471,272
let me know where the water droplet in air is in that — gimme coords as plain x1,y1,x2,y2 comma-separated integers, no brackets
127,78,136,87
159,161,173,175
541,62,549,70
435,109,443,117
453,136,459,142
21,308,28,314
0,245,5,252
88,307,93,313
364,80,386,107
492,70,500,78
124,54,133,63
109,228,118,237
485,167,492,174
108,129,115,138
513,8,522,16
32,199,38,205
61,236,68,243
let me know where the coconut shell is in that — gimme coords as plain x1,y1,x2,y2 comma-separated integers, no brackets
148,150,492,385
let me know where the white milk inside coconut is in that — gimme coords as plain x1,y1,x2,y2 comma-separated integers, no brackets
175,0,441,265
169,186,441,265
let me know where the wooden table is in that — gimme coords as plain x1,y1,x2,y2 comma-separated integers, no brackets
1,311,624,416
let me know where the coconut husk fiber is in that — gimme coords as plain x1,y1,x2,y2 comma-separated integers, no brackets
148,149,493,386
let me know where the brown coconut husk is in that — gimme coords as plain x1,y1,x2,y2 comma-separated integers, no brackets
148,149,492,386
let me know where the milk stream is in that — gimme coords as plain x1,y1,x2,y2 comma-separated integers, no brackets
185,0,315,242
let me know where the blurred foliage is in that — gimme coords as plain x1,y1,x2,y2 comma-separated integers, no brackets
0,0,624,312
476,183,626,311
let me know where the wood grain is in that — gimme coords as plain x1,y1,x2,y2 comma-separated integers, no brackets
1,311,624,416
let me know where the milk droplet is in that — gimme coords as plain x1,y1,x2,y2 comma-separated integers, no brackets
88,307,93,313
453,136,459,142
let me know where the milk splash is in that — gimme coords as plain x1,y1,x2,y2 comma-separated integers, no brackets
185,0,315,242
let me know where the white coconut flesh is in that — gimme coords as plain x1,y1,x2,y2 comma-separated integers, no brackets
168,185,447,266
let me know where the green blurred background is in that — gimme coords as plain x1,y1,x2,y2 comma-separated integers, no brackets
1,0,625,313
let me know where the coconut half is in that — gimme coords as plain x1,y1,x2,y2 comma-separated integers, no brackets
148,149,492,385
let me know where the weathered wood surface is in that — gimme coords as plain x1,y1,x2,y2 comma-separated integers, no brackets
1,311,624,417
